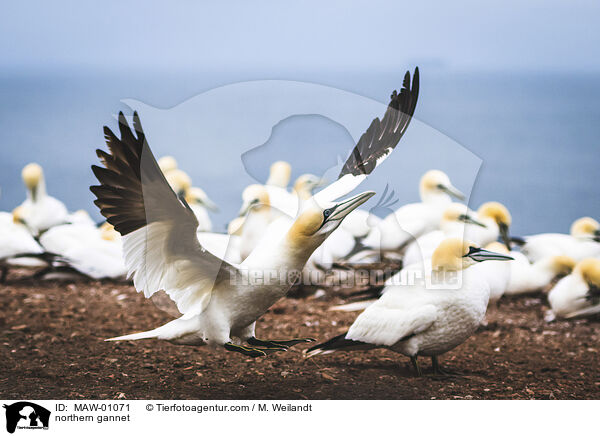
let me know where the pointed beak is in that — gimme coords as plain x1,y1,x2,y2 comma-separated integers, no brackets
439,184,465,201
238,201,251,217
329,191,375,222
460,214,487,228
466,247,514,263
202,196,219,212
498,222,512,250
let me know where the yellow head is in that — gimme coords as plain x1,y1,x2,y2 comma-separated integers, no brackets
432,238,513,272
100,222,120,241
293,174,324,200
419,169,464,200
22,163,43,190
570,217,599,238
484,241,510,255
575,258,600,288
286,191,375,252
477,201,512,227
549,255,576,276
158,156,178,174
239,184,271,215
12,206,26,225
184,187,218,211
266,161,292,188
165,169,192,195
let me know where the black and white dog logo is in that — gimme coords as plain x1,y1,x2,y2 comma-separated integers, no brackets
3,402,50,433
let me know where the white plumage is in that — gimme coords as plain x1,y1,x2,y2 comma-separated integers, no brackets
547,258,600,319
308,238,513,374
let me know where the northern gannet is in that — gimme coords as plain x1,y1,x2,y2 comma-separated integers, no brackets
548,258,600,319
39,221,127,280
505,252,575,296
471,242,512,302
466,201,513,249
361,169,465,253
164,168,217,232
265,160,292,188
307,238,513,374
91,68,418,357
0,210,45,281
520,217,600,262
185,187,218,232
402,203,485,266
157,155,178,174
18,163,68,235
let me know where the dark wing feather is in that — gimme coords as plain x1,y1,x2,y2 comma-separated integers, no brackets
339,67,419,178
90,111,237,315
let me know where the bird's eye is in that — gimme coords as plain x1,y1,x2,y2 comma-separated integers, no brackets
463,246,480,257
251,199,259,205
324,209,332,218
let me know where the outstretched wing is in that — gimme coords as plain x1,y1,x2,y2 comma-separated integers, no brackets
90,112,238,318
314,67,419,204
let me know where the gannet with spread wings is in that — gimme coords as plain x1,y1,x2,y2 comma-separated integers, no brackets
90,68,419,357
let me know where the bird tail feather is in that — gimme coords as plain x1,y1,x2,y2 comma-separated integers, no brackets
305,332,374,357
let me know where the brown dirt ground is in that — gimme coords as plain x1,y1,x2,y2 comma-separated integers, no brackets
0,268,598,400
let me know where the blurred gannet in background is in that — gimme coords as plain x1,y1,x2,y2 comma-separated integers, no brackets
18,163,68,235
39,221,127,280
66,209,97,227
520,217,600,262
164,168,217,232
361,169,465,253
471,242,512,302
158,155,178,174
505,252,575,296
91,68,418,357
307,238,513,375
185,187,218,232
548,258,600,319
402,203,485,266
265,160,292,188
0,210,45,281
465,201,513,249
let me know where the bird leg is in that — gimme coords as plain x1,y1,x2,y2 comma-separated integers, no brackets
247,336,315,349
410,356,422,376
224,342,267,358
430,356,464,377
224,342,288,357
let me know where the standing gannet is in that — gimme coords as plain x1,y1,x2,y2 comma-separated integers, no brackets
521,217,600,262
265,161,292,188
18,163,68,235
361,169,465,253
307,238,513,374
548,258,600,319
466,201,513,249
505,252,575,296
91,68,418,357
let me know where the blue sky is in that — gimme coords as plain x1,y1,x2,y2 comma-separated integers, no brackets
2,1,599,74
